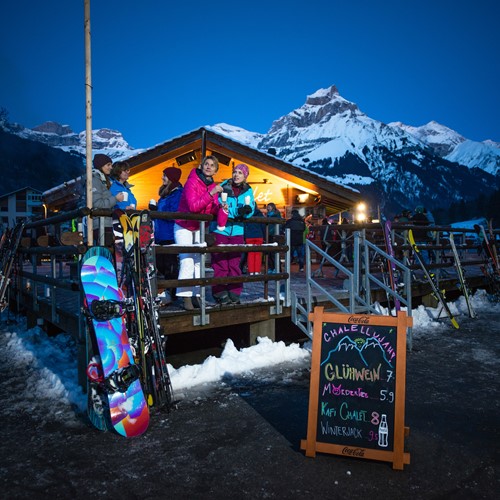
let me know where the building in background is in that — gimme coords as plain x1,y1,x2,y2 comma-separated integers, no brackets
0,186,43,230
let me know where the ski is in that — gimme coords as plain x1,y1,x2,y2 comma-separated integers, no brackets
479,224,499,275
0,218,28,311
449,232,476,318
131,211,174,409
80,246,149,437
380,218,401,314
408,229,459,329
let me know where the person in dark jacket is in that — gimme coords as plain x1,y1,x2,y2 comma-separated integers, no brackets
150,167,183,304
285,209,306,271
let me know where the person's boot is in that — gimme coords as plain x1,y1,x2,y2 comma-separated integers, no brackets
183,297,194,310
191,296,202,309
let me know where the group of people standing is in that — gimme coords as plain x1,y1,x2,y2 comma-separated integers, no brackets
91,153,262,310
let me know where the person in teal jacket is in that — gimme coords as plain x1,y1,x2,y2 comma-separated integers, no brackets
211,163,255,304
109,161,137,210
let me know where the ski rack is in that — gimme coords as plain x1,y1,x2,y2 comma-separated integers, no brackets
292,230,414,349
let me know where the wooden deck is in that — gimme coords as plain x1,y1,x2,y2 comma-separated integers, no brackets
14,254,492,340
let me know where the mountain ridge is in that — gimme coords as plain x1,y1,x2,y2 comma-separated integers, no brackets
1,86,498,215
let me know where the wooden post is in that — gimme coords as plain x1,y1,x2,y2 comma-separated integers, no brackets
84,0,93,246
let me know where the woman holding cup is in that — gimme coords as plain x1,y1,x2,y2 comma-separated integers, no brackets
110,161,137,210
174,155,224,311
211,163,255,305
91,154,126,245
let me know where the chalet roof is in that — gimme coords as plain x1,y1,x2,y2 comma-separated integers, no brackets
43,127,362,213
124,127,362,213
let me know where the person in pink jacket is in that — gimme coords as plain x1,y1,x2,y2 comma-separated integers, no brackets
174,155,225,310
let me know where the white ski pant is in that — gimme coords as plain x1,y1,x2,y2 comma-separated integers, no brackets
174,223,200,298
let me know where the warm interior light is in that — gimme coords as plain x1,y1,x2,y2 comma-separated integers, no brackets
356,202,366,212
297,193,309,203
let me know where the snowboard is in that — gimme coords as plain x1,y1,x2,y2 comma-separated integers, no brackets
449,232,476,318
408,229,459,329
80,246,149,437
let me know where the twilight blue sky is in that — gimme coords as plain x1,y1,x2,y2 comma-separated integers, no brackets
1,0,498,149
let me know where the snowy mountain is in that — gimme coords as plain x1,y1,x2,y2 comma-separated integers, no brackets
388,120,466,157
1,120,137,161
2,85,498,214
390,120,500,176
214,86,499,214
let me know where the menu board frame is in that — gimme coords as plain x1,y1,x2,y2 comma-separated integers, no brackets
300,307,411,470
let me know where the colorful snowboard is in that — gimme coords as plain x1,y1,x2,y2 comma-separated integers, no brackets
80,246,149,437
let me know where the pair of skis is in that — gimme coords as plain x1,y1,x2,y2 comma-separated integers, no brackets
114,209,174,411
478,223,500,299
380,219,401,315
408,230,459,329
448,233,476,318
0,219,28,311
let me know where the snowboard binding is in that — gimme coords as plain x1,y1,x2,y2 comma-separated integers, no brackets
90,299,126,321
104,364,141,393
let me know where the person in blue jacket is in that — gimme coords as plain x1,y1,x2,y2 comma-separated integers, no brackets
150,167,183,303
109,161,137,210
211,163,255,304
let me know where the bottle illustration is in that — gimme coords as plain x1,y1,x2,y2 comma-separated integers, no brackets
378,414,388,447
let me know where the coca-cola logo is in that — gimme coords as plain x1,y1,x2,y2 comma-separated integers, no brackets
348,316,370,324
342,447,365,457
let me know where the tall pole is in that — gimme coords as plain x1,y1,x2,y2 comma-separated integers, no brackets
84,0,93,245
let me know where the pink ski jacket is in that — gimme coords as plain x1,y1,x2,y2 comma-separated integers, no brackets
175,168,220,231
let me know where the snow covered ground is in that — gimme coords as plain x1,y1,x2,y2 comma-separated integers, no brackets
1,290,499,498
0,289,498,425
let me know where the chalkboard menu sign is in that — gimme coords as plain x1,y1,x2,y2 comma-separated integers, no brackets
301,308,412,470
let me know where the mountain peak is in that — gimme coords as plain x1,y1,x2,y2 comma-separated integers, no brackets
305,85,340,106
32,121,74,136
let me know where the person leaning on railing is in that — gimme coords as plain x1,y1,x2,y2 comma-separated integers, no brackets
173,155,224,311
210,163,255,305
91,154,125,246
150,167,183,305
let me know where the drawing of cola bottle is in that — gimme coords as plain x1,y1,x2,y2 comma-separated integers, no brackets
378,414,388,447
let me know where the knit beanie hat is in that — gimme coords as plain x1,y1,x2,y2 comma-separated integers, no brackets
163,167,182,183
93,154,113,170
233,163,249,179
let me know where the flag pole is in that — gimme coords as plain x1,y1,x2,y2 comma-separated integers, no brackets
84,0,93,245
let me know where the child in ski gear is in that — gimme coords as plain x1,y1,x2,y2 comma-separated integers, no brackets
174,156,224,310
92,154,125,245
210,164,255,304
151,167,183,304
110,161,137,210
